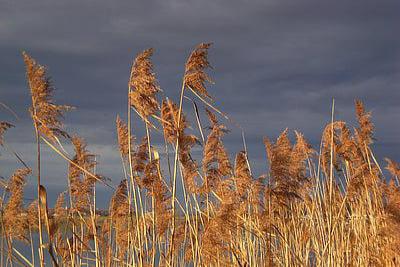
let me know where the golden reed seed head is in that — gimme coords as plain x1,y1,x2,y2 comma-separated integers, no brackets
263,129,312,203
201,111,232,193
116,115,133,158
205,108,218,126
4,168,31,241
234,151,252,196
160,98,202,193
203,111,232,178
293,130,315,157
110,179,129,219
22,52,72,143
129,48,160,118
184,43,213,100
68,135,103,212
320,121,349,173
385,158,400,178
7,168,31,197
354,99,374,147
132,137,149,174
54,192,67,218
161,99,188,144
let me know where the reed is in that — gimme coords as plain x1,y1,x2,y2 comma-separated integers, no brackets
0,44,398,266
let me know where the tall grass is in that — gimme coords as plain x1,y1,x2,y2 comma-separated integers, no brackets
0,44,399,266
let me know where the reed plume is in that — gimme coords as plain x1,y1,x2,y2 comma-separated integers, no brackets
23,52,71,142
110,179,129,218
201,197,240,265
109,179,130,260
50,192,67,239
3,168,31,241
264,129,311,204
355,99,374,147
202,110,232,192
69,136,102,212
129,48,160,119
161,99,187,144
54,192,67,218
321,121,353,174
132,137,149,175
116,115,133,159
233,151,252,197
386,158,400,179
141,157,171,236
152,172,171,237
26,200,39,230
184,43,213,99
161,98,200,192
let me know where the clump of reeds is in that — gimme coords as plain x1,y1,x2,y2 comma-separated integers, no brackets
0,44,399,267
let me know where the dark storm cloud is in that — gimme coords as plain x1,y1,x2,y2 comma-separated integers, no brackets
1,0,399,201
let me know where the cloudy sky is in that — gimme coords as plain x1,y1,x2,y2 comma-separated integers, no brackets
1,0,399,206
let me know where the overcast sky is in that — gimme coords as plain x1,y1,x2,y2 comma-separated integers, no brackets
1,0,399,206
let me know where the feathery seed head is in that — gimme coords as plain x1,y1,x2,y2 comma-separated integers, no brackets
23,52,72,142
116,115,133,158
184,43,213,99
129,48,160,118
354,99,374,147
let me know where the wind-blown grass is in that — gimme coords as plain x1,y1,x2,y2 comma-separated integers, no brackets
0,44,399,266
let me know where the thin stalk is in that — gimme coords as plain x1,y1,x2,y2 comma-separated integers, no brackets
29,226,35,267
128,86,143,267
145,123,157,266
34,126,45,267
170,80,186,263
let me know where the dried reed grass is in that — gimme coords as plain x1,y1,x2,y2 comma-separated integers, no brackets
0,44,398,267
